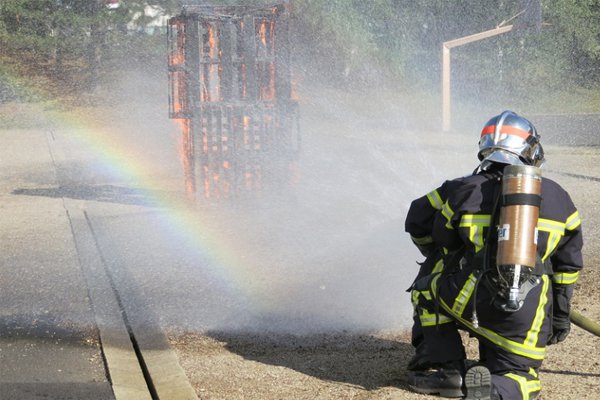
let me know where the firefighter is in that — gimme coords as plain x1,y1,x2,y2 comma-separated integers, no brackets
405,111,583,400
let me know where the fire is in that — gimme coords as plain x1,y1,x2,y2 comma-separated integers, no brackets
168,5,299,200
202,23,221,102
257,19,276,101
263,62,276,101
241,115,249,149
291,78,300,101
207,24,217,57
168,20,186,65
174,118,195,195
258,21,268,47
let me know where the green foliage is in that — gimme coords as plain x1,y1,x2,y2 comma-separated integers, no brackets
0,0,598,107
291,0,600,110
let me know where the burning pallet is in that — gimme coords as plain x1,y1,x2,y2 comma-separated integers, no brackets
168,3,299,199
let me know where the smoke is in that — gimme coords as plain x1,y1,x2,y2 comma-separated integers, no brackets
52,5,481,336
83,66,476,336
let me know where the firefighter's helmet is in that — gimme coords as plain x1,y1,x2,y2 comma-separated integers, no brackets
478,111,545,169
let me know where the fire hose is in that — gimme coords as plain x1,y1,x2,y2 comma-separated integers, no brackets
570,310,600,337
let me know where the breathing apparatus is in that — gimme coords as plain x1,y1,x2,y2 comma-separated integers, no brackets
495,164,542,312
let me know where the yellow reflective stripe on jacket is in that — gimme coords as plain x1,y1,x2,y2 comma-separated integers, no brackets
524,275,550,348
553,271,579,284
412,289,432,304
432,258,444,274
459,214,492,253
537,218,565,234
451,272,477,317
430,274,547,360
504,372,542,399
565,210,581,231
537,212,581,262
427,189,444,210
441,202,455,229
537,218,566,262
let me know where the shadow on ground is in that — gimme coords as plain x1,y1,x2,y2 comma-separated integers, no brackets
207,330,414,391
12,185,181,207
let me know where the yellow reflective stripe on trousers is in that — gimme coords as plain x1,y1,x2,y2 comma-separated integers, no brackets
504,372,542,399
524,275,550,348
418,309,453,327
411,284,453,327
430,274,547,360
451,272,477,317
459,214,492,253
528,367,538,379
427,189,444,210
553,271,579,284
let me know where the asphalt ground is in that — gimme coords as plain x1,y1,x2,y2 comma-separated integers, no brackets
0,127,197,400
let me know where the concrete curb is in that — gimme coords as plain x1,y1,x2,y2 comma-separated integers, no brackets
67,205,153,400
51,130,198,400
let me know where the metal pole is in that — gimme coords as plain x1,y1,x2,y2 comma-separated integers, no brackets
441,25,514,132
442,45,451,132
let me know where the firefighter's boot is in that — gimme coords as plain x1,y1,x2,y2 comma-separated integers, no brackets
407,363,464,398
464,365,496,400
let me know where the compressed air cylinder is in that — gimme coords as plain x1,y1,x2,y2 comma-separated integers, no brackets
496,165,542,269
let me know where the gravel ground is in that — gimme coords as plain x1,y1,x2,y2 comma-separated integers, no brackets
168,144,600,400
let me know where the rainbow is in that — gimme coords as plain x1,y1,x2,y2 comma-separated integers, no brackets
4,74,264,308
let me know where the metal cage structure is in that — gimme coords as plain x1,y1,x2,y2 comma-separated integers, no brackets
168,3,300,199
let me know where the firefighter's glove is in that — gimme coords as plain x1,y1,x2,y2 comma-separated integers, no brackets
410,273,440,312
415,242,436,258
547,283,574,345
412,273,435,293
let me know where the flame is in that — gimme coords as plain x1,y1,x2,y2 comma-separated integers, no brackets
207,25,216,57
170,70,187,115
203,165,210,198
240,63,247,99
168,20,186,65
202,23,221,102
202,122,208,153
257,19,276,101
175,118,195,195
245,165,262,190
258,21,268,47
243,115,251,148
291,78,300,101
